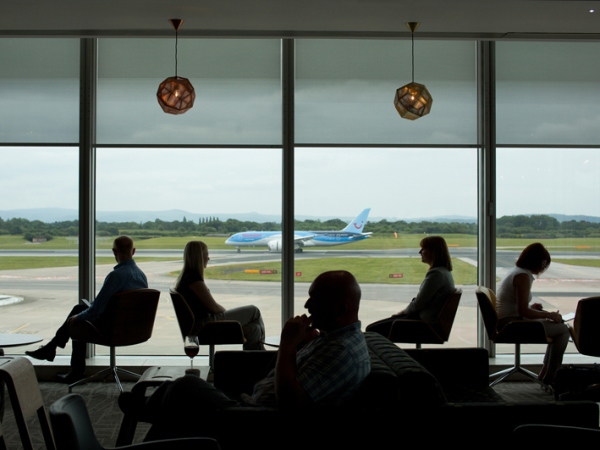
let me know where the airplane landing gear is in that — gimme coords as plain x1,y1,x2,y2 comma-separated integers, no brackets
295,248,303,253
236,248,241,253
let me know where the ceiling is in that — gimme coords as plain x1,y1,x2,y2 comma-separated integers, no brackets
1,0,599,40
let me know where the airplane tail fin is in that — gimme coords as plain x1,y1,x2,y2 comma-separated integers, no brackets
341,208,371,234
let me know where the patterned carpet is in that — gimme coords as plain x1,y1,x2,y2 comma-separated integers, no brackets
1,378,559,449
2,380,152,449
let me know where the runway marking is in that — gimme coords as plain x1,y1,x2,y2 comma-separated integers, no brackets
158,314,175,321
10,324,30,333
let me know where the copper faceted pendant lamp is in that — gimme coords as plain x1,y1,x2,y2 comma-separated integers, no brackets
394,22,432,120
157,19,196,115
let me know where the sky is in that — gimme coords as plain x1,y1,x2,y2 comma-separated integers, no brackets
1,145,600,222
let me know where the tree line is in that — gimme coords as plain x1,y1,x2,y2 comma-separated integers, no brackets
1,214,599,242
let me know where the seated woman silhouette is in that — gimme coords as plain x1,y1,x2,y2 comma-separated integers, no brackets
496,242,569,386
175,240,265,350
366,236,455,337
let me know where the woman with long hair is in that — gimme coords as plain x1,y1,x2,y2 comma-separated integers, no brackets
175,240,265,350
366,235,455,336
496,242,569,385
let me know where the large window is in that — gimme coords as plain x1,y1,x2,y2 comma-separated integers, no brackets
496,42,600,354
294,40,478,347
95,39,283,354
2,37,600,359
94,148,282,354
0,147,79,356
0,38,79,356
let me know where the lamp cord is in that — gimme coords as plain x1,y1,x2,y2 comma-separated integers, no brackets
175,28,178,78
411,31,414,83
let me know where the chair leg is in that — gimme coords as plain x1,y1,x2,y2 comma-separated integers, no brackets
489,343,546,387
69,367,114,392
69,346,140,393
207,344,216,382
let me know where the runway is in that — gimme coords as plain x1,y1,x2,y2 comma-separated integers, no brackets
1,247,599,356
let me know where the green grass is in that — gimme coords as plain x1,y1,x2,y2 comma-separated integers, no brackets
170,257,477,285
553,258,600,268
0,256,179,271
4,234,600,252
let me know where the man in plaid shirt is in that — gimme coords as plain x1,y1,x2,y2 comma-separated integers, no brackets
246,270,371,406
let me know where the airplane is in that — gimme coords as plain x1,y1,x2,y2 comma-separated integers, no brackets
225,208,372,253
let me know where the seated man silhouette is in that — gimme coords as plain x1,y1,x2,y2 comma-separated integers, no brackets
27,235,148,383
124,270,371,435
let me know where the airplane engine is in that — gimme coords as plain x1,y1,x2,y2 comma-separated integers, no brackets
268,240,283,252
267,240,301,252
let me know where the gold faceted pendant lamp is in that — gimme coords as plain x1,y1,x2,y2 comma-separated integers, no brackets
157,19,196,115
394,22,432,120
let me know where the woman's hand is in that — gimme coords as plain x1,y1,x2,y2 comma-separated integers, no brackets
393,309,405,317
546,311,563,323
531,303,544,311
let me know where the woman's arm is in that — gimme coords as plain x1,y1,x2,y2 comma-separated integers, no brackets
513,273,562,322
189,280,226,314
403,269,444,316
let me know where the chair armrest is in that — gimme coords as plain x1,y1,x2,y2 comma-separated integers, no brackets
213,350,277,396
130,437,221,450
405,347,491,390
68,319,103,343
496,320,550,344
388,319,443,344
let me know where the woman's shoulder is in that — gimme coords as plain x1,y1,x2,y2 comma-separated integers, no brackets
427,266,455,287
428,266,452,277
508,266,534,281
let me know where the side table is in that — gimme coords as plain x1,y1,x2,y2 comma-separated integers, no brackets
116,366,188,446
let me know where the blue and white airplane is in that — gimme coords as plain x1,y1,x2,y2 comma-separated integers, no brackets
225,208,372,253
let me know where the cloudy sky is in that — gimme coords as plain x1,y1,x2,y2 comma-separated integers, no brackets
1,145,599,222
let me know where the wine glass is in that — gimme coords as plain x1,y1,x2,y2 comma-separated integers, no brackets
184,335,199,369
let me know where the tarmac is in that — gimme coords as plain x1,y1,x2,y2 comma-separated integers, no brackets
1,253,600,366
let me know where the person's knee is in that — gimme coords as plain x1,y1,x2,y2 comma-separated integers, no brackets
68,304,88,317
251,305,262,320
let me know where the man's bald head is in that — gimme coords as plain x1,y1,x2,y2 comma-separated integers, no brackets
305,270,361,331
112,236,135,262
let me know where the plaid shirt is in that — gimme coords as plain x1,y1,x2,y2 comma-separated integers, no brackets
247,322,370,406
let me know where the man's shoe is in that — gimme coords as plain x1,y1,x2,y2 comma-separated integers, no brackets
25,344,56,362
56,371,86,384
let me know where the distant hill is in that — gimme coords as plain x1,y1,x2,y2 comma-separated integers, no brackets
547,214,600,224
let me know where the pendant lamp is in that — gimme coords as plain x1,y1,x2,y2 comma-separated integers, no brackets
157,19,196,115
394,22,432,120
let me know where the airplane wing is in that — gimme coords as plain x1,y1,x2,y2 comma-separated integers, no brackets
294,234,316,243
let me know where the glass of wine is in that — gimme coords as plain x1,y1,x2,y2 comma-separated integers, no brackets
184,335,199,369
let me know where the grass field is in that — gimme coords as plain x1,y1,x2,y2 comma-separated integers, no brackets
3,234,600,251
553,258,600,268
168,257,477,285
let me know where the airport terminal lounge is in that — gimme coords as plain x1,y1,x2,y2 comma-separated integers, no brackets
2,1,600,447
